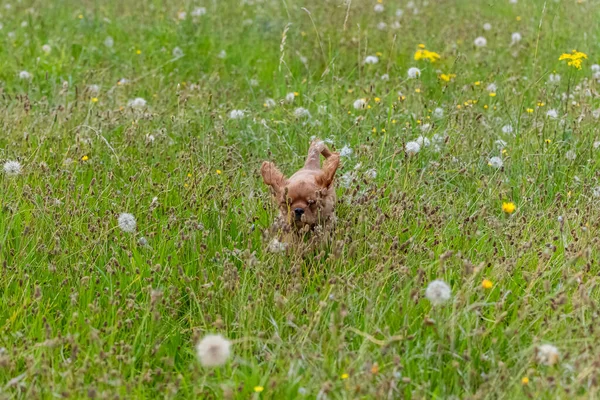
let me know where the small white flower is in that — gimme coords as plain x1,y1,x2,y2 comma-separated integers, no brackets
177,11,187,20
548,73,561,84
285,92,296,103
474,36,487,47
264,98,276,108
488,156,503,169
374,3,384,12
565,150,576,161
172,47,184,58
377,22,387,31
293,107,310,118
395,9,404,17
381,73,389,81
486,83,497,92
217,50,226,59
364,55,379,64
425,280,451,306
365,168,377,179
229,109,245,119
88,84,100,94
104,36,114,48
502,124,513,134
128,97,147,109
353,98,367,110
546,109,558,119
340,146,353,157
196,334,232,367
511,32,522,44
191,7,207,17
407,67,421,79
592,64,600,73
536,344,560,366
3,160,22,176
117,213,137,233
19,71,32,80
267,238,288,253
405,141,421,155
483,22,492,31
433,107,444,119
42,44,51,54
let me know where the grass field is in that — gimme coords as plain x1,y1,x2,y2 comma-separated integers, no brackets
2,0,600,398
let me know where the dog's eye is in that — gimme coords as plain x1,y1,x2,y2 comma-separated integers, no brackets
307,199,316,207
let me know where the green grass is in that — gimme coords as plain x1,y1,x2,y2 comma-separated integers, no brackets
1,0,600,398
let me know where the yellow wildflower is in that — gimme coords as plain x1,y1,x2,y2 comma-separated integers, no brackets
254,386,264,393
482,279,493,289
418,43,426,49
537,102,545,107
415,88,421,93
522,377,529,385
91,97,98,103
414,48,441,62
81,155,89,161
559,50,588,70
439,73,456,82
136,49,142,55
489,92,496,97
516,16,521,21
526,108,533,113
502,202,516,214
484,104,488,109
341,373,349,380
374,97,381,103
376,51,383,57
475,81,481,86
216,169,222,175
545,139,552,144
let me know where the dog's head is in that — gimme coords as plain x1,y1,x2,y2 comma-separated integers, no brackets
261,154,339,229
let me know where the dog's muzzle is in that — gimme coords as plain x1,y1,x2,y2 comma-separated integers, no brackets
294,208,304,221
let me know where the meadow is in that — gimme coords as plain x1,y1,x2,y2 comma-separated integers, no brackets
1,0,600,398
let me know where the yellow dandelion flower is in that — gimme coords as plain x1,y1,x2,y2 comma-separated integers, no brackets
418,43,426,49
78,14,83,19
439,73,456,82
489,92,496,97
293,92,299,96
216,169,222,175
392,119,397,124
516,16,521,21
537,102,545,107
482,279,493,289
475,81,481,86
484,104,488,109
341,373,349,380
376,51,383,57
415,88,421,93
254,386,264,393
559,50,588,70
526,108,533,113
414,49,441,62
521,377,529,385
81,155,89,161
545,139,552,144
136,49,142,55
372,127,377,133
187,173,192,178
502,202,516,214
91,97,98,103
374,97,381,103
457,104,462,109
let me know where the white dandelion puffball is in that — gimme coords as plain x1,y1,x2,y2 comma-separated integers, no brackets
593,186,600,198
365,168,377,179
592,64,600,73
364,55,379,65
267,238,288,253
416,135,431,147
425,280,451,306
294,107,310,118
488,156,503,169
407,67,421,79
495,139,507,150
511,32,522,44
340,145,353,157
565,150,576,161
374,3,384,12
264,98,276,108
88,84,100,95
502,124,513,134
104,36,114,48
42,44,51,54
353,98,367,110
396,9,404,17
509,0,518,3
474,36,487,47
177,11,187,20
172,47,184,58
192,7,207,17
381,73,389,81
433,107,444,119
19,71,32,80
217,50,227,59
483,22,492,31
546,109,558,119
117,213,137,233
377,22,387,31
536,344,560,366
548,73,560,84
128,97,147,109
285,92,296,103
420,124,432,133
486,83,497,92
3,160,22,176
405,141,421,155
229,109,245,119
196,334,232,367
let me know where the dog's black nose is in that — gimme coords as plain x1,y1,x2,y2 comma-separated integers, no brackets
294,208,304,219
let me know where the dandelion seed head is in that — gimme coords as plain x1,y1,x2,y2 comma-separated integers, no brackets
3,160,22,176
407,67,421,79
425,280,451,306
117,213,137,233
536,344,560,366
196,334,232,367
474,36,487,47
405,141,421,155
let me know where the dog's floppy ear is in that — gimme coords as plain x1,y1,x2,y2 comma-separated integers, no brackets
261,161,287,196
317,153,340,188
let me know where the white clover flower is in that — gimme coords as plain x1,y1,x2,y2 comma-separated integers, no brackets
405,141,421,155
416,136,431,147
502,124,513,134
294,107,310,118
425,280,451,306
353,98,367,110
285,92,296,103
396,9,404,17
364,55,379,64
177,11,187,20
3,160,22,176
128,97,147,109
340,145,353,157
196,334,231,367
483,23,492,31
433,107,444,119
474,36,487,47
117,213,137,233
548,73,561,84
511,32,522,44
407,67,421,79
19,71,32,80
565,150,576,161
229,109,245,119
536,344,560,366
267,238,288,253
374,3,384,12
42,44,51,54
488,156,503,169
172,47,184,58
486,83,497,92
191,7,207,17
546,109,558,119
104,36,114,48
264,98,276,108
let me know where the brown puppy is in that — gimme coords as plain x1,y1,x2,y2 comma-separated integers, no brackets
261,140,340,230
